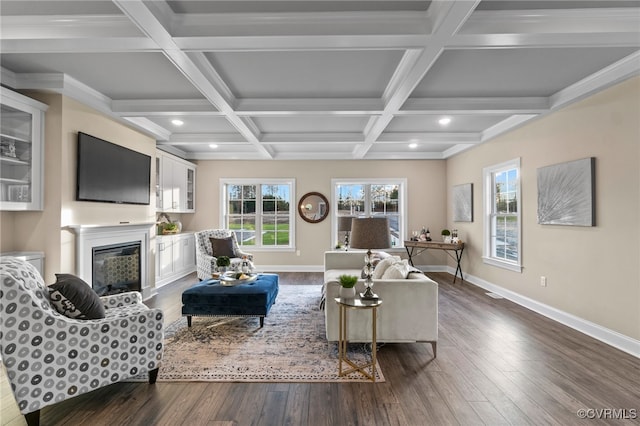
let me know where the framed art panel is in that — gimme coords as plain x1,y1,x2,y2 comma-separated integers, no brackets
453,183,473,222
537,157,595,226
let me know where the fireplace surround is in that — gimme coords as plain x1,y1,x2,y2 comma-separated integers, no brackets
69,223,155,300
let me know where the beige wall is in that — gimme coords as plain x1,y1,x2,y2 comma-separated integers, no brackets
446,76,640,340
0,93,157,283
57,97,157,278
181,160,448,267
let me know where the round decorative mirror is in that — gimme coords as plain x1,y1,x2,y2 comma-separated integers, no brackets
298,192,330,223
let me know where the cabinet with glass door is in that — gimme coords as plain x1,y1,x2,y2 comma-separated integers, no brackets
0,87,47,211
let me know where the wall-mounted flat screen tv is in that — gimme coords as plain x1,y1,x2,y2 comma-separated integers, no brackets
76,132,151,205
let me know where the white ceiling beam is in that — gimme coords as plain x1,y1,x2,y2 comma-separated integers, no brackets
550,51,640,111
113,0,273,159
260,133,363,144
167,133,246,144
462,8,640,35
481,115,539,143
400,97,549,114
449,32,640,49
123,117,173,140
113,99,220,115
377,132,480,144
0,38,158,54
356,0,481,158
235,98,384,115
175,35,429,52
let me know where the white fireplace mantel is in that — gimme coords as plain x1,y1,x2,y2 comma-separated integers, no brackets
68,222,155,300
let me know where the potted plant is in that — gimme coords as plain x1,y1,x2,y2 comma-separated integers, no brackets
441,229,451,242
338,274,358,299
216,256,231,273
162,222,179,234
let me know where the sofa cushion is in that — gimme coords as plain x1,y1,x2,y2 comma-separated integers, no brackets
381,259,412,279
372,256,401,279
49,274,106,320
210,236,235,258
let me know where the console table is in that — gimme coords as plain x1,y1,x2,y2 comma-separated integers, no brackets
404,240,465,283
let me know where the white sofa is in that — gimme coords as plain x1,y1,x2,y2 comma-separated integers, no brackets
324,251,438,356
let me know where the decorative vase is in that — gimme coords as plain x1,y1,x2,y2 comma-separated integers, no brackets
339,286,356,299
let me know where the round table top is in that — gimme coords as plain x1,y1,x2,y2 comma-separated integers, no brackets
334,297,382,309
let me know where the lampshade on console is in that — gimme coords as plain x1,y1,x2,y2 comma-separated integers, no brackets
349,217,391,299
337,216,355,250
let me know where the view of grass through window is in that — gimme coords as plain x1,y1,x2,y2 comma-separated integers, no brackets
225,182,292,247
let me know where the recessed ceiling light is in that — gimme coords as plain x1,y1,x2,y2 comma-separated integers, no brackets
209,144,219,149
171,119,184,126
439,117,451,126
409,143,418,149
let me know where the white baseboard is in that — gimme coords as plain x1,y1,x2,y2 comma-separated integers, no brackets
262,262,639,358
261,265,324,273
445,266,640,359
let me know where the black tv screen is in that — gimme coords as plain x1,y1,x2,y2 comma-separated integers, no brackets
76,132,151,205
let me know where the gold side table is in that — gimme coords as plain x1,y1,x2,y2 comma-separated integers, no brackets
335,297,383,382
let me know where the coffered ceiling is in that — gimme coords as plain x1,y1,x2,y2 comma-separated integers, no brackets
1,1,639,160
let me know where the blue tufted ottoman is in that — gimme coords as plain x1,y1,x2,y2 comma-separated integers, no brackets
182,274,279,328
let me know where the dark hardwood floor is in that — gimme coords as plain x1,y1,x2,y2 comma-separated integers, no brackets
2,272,639,425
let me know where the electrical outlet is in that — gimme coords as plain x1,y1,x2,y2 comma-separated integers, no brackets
296,250,301,256
540,276,547,287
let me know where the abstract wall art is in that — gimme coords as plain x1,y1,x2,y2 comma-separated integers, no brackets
537,157,595,226
453,183,473,222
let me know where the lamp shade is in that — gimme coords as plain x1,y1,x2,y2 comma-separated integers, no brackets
337,216,355,232
349,217,391,250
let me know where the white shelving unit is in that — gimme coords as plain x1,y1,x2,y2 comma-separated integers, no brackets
0,87,48,211
156,150,196,213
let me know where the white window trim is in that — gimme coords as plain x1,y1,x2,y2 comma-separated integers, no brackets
220,178,296,251
482,158,523,273
331,178,407,249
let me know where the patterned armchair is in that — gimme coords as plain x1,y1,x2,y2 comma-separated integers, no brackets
194,229,254,280
0,257,164,426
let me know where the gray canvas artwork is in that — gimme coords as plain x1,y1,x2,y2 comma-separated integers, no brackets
453,183,473,222
537,157,595,226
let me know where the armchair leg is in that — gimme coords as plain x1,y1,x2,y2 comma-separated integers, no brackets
25,410,40,426
430,341,437,358
148,367,160,384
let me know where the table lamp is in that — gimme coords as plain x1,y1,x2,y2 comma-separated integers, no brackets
349,217,391,299
337,216,355,250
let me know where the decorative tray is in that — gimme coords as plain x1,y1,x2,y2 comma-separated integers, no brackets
220,272,258,286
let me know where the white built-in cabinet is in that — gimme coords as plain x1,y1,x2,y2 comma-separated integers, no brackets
0,87,48,211
156,150,196,213
156,233,196,287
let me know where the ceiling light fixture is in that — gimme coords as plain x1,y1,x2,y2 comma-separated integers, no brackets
409,143,418,149
439,117,451,126
209,144,219,149
171,119,184,126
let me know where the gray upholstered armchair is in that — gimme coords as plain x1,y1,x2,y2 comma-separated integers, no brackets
194,229,254,280
0,257,164,426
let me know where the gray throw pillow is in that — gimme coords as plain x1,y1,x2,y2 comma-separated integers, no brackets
49,274,106,319
210,236,236,258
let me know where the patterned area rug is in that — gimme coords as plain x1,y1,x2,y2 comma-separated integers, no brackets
141,284,384,382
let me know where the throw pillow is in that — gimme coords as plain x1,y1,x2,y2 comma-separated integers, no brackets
210,236,235,258
381,259,412,279
371,255,401,279
49,274,106,320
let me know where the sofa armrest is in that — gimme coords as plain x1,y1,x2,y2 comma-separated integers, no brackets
101,291,142,308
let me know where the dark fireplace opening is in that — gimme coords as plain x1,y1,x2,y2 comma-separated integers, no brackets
92,241,142,296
